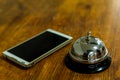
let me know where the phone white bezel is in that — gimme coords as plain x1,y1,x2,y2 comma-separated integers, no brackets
3,29,72,68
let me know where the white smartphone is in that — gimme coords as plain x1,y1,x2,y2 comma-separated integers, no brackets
3,29,72,68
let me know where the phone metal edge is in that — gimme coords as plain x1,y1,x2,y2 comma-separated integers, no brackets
3,51,31,67
47,29,72,40
3,29,73,68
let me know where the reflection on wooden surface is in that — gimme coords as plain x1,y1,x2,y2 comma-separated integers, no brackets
0,0,120,80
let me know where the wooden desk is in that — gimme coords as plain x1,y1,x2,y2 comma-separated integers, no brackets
0,0,120,80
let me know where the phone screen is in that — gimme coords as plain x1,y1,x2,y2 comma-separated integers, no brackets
8,31,68,62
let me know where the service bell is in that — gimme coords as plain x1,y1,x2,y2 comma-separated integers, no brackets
65,32,111,73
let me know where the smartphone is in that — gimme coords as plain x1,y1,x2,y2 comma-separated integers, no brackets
3,29,72,68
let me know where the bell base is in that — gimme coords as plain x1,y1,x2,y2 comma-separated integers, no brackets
65,54,111,74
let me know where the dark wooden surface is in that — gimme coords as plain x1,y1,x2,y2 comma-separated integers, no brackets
0,0,120,80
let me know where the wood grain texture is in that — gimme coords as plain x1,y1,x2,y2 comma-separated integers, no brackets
0,0,120,80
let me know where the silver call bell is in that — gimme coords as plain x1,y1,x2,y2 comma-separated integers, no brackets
65,32,111,73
